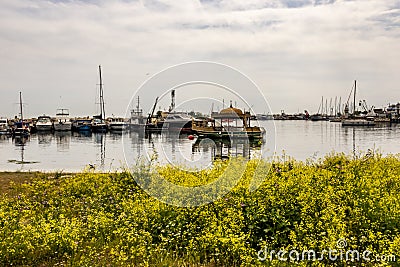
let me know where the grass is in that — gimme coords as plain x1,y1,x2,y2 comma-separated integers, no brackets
0,152,399,266
0,171,41,195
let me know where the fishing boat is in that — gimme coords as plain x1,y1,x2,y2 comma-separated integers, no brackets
192,104,264,140
91,65,108,133
54,109,72,131
107,117,129,131
130,96,146,131
342,80,376,127
36,115,53,131
13,92,30,137
0,118,11,135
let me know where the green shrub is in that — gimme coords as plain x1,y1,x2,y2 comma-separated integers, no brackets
0,153,399,266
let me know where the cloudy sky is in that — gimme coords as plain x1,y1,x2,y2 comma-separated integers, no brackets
0,0,399,118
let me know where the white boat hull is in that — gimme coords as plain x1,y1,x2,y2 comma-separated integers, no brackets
36,124,53,131
109,123,128,131
342,119,376,126
54,122,72,131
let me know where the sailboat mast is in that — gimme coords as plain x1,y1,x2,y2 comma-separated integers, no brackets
99,65,105,120
353,80,357,116
321,96,324,115
19,91,23,122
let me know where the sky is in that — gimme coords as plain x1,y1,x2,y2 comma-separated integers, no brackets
0,0,399,118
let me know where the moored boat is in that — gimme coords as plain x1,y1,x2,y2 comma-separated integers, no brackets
36,115,53,131
342,119,375,126
342,80,376,127
162,112,193,134
91,117,107,132
54,109,72,131
91,65,108,133
13,92,31,137
192,104,264,140
130,96,146,131
107,117,129,131
13,121,30,137
72,118,92,131
0,118,11,135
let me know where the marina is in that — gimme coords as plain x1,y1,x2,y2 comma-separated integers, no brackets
1,79,399,172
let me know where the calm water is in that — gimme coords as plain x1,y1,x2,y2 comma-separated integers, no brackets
1,121,399,172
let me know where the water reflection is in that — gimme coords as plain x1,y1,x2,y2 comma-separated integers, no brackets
73,131,92,139
54,131,71,152
93,133,106,168
37,132,53,147
9,136,37,168
0,135,10,142
0,121,400,171
192,137,259,160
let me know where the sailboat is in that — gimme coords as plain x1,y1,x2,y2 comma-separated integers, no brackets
92,65,108,132
13,92,30,137
342,80,375,126
310,96,325,121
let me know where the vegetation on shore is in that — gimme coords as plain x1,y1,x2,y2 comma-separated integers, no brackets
0,152,399,266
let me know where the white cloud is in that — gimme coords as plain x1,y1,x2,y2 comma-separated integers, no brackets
0,0,399,117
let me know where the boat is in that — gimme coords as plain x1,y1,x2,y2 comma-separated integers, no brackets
130,96,146,131
91,118,107,132
162,112,193,133
36,115,53,131
145,90,194,134
91,65,108,133
0,118,11,135
54,109,72,131
310,114,324,121
107,117,129,131
387,103,400,123
342,80,376,127
256,113,274,120
72,118,92,131
373,117,391,123
145,97,163,133
13,92,30,137
192,104,264,140
310,97,327,121
342,119,375,126
329,117,342,122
